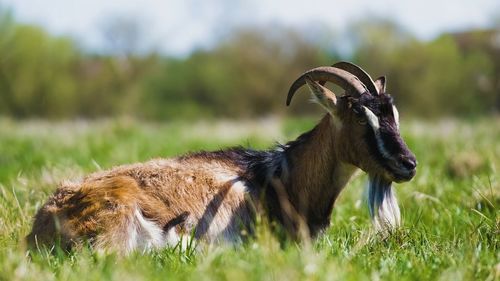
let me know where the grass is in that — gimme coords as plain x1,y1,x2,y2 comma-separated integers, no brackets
0,116,498,281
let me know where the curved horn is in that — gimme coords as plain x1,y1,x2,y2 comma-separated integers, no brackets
332,61,379,95
286,66,367,106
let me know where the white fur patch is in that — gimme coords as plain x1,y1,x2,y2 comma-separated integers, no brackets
362,106,380,131
122,208,195,253
367,178,401,232
164,227,192,250
203,205,238,243
392,105,400,129
213,171,248,194
363,106,391,159
195,175,250,243
363,106,391,158
213,171,238,184
125,208,165,253
231,180,247,193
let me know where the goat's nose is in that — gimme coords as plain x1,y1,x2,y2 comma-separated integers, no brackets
401,157,417,170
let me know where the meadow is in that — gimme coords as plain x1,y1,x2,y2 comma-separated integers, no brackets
0,116,498,281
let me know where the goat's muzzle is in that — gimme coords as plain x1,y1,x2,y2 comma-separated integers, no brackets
388,153,417,183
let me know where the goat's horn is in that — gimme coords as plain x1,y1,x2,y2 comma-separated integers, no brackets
332,61,379,95
286,66,368,106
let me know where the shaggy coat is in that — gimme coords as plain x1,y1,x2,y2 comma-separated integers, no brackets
28,115,353,253
27,62,417,254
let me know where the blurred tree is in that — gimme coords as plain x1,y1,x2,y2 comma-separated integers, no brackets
141,25,331,119
348,19,497,117
390,35,495,117
350,18,415,65
99,15,146,56
0,10,498,120
94,15,157,118
0,20,79,118
451,28,500,113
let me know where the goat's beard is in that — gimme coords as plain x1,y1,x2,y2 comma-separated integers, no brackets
367,174,401,232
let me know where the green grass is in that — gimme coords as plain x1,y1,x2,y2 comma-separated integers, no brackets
0,117,498,281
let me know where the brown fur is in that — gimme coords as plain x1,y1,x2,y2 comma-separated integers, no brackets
27,158,252,252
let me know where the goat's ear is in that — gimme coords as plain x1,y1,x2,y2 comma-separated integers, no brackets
374,76,386,94
305,75,338,114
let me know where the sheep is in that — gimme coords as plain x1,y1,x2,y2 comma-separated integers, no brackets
27,62,417,254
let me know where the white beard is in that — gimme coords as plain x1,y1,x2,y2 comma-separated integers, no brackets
368,175,401,232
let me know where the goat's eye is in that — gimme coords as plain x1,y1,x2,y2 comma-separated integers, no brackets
358,118,367,125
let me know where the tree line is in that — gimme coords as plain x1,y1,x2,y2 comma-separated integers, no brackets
0,11,498,119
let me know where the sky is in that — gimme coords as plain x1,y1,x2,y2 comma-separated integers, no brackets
2,0,499,56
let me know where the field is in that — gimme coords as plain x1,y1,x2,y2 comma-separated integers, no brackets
0,116,498,281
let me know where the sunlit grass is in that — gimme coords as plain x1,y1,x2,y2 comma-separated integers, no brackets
0,117,498,280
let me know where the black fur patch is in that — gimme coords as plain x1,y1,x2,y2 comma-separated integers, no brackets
356,93,403,167
179,147,285,186
178,125,318,188
365,128,393,171
354,93,395,117
163,212,190,233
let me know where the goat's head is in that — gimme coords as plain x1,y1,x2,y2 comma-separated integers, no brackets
286,62,417,184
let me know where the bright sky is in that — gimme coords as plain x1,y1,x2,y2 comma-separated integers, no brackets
3,0,499,55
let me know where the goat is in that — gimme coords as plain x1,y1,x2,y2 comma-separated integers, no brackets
27,62,417,254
